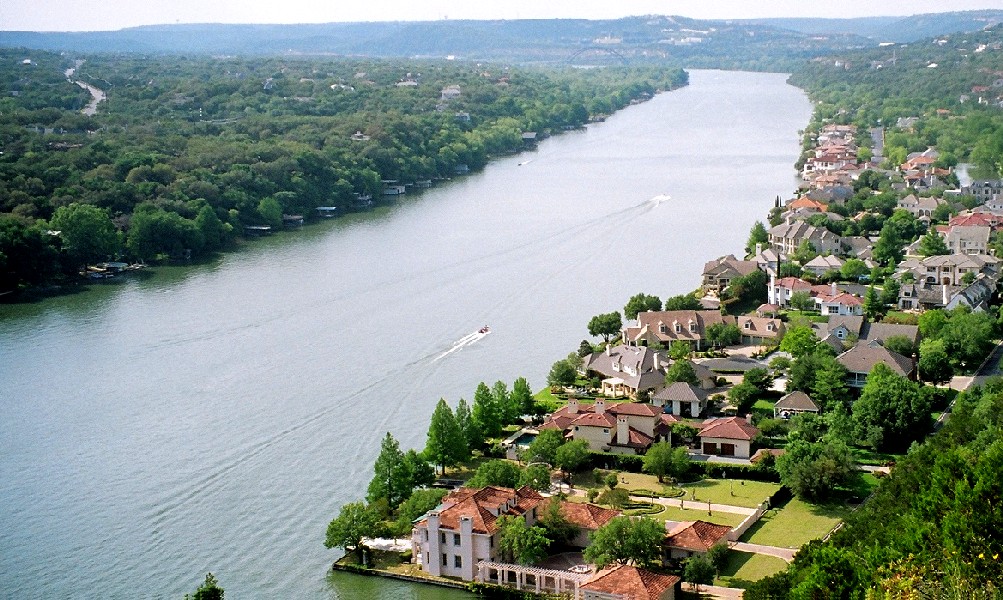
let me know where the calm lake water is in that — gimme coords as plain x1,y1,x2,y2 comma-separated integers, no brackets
0,70,811,598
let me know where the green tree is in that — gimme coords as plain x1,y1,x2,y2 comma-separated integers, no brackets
402,449,436,490
547,359,577,388
624,292,662,320
642,441,690,483
195,205,230,252
728,381,759,414
511,377,534,417
49,203,119,267
683,555,716,587
324,501,383,563
525,428,564,466
917,231,950,256
880,277,901,307
706,322,741,348
588,312,623,343
256,196,283,228
841,258,869,281
472,382,503,438
424,398,467,473
668,340,691,360
707,542,731,575
366,432,410,509
392,488,448,537
789,290,816,312
467,459,522,488
584,516,664,569
454,397,482,452
863,285,884,320
519,463,552,491
883,334,915,357
495,515,550,565
597,487,630,509
776,438,860,501
725,269,768,305
664,294,703,311
537,498,577,547
491,380,514,424
918,338,953,383
554,439,590,483
872,221,905,267
665,359,699,385
185,573,224,600
779,326,819,358
744,367,774,393
745,220,770,256
852,363,931,452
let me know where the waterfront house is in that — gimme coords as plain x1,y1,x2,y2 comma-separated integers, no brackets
538,399,673,454
580,345,668,399
802,254,845,277
412,485,619,583
768,276,812,307
945,225,991,255
696,416,759,458
701,255,760,295
815,290,864,316
768,220,842,258
622,310,734,351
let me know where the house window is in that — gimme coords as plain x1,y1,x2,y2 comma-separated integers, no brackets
442,553,448,566
424,530,429,541
454,555,462,568
689,321,697,332
660,324,667,333
426,552,429,565
453,533,460,546
743,321,751,329
490,536,494,548
440,532,446,544
674,323,681,333
603,428,609,434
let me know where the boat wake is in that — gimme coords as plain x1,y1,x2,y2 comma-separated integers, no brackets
434,327,491,361
649,194,671,206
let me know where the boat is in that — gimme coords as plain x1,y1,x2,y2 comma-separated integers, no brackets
478,325,491,334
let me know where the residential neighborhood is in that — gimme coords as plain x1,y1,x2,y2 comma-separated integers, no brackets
333,94,1003,600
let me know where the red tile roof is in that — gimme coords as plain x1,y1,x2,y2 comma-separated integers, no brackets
423,486,544,535
571,412,617,428
664,520,732,552
545,498,620,530
582,565,681,600
698,417,759,441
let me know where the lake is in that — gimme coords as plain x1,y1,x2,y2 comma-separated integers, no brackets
0,69,811,598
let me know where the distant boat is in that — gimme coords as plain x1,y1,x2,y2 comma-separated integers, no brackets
478,325,491,334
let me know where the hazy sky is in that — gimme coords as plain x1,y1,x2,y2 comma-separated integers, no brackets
3,0,1003,32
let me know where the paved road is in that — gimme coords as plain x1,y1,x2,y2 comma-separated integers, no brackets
731,541,797,562
683,582,744,599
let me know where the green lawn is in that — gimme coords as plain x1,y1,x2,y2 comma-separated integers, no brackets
740,497,850,548
850,446,902,466
714,551,789,589
677,478,782,508
650,504,746,527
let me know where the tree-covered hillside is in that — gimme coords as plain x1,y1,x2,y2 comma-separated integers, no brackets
0,49,685,292
789,25,1003,178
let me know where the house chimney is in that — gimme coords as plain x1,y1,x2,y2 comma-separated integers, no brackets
606,343,611,356
616,416,629,445
568,399,579,415
942,283,949,306
755,243,762,256
595,399,606,414
831,281,837,296
911,353,918,381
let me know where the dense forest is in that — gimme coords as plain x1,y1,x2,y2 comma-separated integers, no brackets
789,25,1003,178
0,49,685,292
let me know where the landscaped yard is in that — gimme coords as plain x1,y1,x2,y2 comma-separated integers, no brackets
714,551,788,589
752,398,776,419
677,478,782,508
740,497,851,548
650,504,746,528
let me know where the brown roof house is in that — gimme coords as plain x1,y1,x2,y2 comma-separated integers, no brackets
735,315,785,346
702,255,760,295
774,391,821,419
581,565,681,600
663,520,733,560
623,310,733,351
412,486,619,582
836,341,914,388
697,416,759,459
538,399,672,454
581,345,669,399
